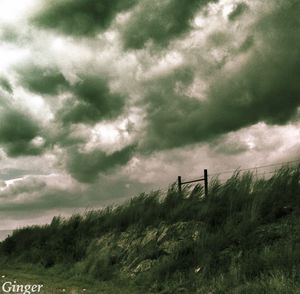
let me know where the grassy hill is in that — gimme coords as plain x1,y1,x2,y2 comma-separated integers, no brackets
0,166,300,293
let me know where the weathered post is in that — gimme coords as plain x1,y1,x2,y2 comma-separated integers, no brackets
178,176,182,193
204,169,208,197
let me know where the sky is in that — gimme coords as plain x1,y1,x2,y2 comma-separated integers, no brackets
0,0,299,230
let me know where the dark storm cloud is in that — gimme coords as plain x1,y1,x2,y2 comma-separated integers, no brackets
3,0,298,188
228,2,248,21
0,109,43,157
16,63,126,125
139,67,198,151
58,74,126,124
140,1,300,151
0,25,19,43
122,0,215,49
48,124,86,149
0,77,13,93
31,0,138,36
16,64,69,96
66,144,136,183
0,24,30,44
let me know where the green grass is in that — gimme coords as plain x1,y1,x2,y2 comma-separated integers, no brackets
0,265,144,293
0,165,300,293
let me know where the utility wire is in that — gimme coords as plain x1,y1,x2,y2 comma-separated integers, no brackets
208,159,300,177
254,170,277,177
167,158,300,192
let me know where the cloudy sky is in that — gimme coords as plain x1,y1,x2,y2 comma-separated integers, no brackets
0,0,299,230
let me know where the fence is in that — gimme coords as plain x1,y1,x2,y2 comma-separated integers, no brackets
178,169,208,197
177,159,300,197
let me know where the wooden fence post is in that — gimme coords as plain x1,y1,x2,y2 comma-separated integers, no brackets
178,176,182,193
204,169,208,197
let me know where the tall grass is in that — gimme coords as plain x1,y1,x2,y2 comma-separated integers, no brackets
0,165,299,292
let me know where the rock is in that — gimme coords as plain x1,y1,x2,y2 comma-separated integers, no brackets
133,259,156,273
195,266,202,273
157,226,169,243
141,228,159,246
192,230,200,241
160,240,182,255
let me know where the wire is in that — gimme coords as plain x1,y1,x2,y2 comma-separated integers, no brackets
254,170,277,177
168,158,300,192
208,159,300,177
239,159,300,172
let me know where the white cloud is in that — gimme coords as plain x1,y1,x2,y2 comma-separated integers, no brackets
0,45,29,71
0,0,37,23
13,87,54,123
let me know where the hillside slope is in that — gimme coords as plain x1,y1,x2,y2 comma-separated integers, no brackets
1,166,300,293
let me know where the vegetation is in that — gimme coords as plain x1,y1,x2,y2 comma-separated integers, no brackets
1,166,300,293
